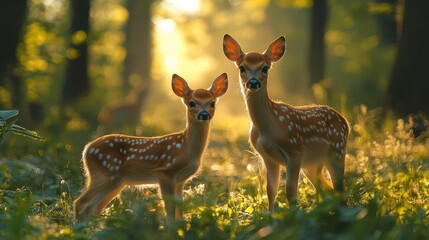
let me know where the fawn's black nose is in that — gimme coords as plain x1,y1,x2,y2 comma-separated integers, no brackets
197,111,211,121
246,79,261,90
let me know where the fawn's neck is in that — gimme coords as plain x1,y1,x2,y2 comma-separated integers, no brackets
182,118,211,159
243,87,277,133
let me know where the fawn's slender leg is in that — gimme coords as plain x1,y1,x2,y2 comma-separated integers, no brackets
326,154,345,192
75,177,125,217
265,159,280,211
159,180,176,219
174,181,185,219
92,183,126,214
302,165,319,188
303,162,334,191
74,191,93,217
285,158,301,203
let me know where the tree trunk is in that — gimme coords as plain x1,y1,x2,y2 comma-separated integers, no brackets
62,0,90,104
308,0,327,86
373,0,397,45
123,0,153,90
387,0,429,117
0,0,28,109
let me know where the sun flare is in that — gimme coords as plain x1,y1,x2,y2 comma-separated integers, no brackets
162,0,201,15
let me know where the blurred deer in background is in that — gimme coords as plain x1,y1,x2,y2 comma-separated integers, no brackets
223,34,349,210
74,73,228,219
97,84,148,129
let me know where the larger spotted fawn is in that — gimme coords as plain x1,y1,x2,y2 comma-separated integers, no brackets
223,34,349,210
74,73,228,219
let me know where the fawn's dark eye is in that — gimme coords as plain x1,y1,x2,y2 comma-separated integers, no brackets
239,66,246,74
189,101,196,108
262,66,269,75
210,101,216,108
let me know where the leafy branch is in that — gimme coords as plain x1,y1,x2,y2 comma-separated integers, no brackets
0,110,46,143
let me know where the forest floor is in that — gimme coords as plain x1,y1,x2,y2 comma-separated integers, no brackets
0,107,428,239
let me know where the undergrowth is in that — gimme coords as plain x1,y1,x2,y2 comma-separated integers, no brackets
0,107,428,239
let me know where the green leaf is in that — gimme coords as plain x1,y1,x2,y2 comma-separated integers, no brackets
244,205,254,214
9,124,46,141
0,110,19,131
1,119,18,131
0,110,46,142
0,110,19,122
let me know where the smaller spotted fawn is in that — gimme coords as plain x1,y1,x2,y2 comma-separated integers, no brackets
74,73,228,219
223,34,349,210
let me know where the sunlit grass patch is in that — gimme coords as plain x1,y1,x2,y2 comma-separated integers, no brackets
345,108,429,220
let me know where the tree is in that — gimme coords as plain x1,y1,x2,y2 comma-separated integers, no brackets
62,0,91,104
387,0,429,117
308,0,327,86
0,0,28,109
373,0,397,45
123,0,154,91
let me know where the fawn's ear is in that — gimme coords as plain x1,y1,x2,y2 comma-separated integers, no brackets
209,73,228,97
172,74,191,97
263,36,286,62
223,34,244,62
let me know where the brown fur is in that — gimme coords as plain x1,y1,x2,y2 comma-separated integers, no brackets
224,34,349,210
74,73,228,219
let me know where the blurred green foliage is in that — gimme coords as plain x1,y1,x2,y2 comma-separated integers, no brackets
1,0,397,122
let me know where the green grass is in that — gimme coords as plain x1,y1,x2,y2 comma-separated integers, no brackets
0,107,428,239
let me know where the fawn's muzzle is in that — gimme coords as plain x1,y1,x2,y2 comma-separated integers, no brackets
197,111,211,121
246,79,261,90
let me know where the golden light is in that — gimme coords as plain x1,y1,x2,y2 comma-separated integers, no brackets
164,54,178,72
153,15,183,84
162,0,201,15
153,0,211,94
157,18,176,33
